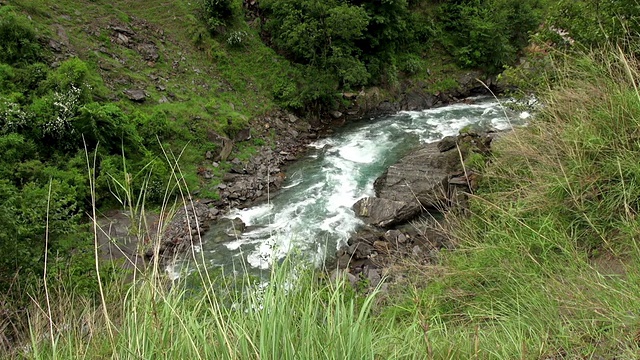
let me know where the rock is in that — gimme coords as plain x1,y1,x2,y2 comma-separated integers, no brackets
438,136,457,152
348,226,383,246
49,39,62,52
329,110,343,119
384,229,407,244
403,90,437,111
158,96,169,104
352,197,420,228
138,43,159,62
373,240,391,254
329,269,358,287
217,138,233,161
377,101,396,114
114,33,129,45
364,267,382,287
123,89,146,102
110,25,135,36
55,25,70,46
348,242,375,259
224,217,246,237
234,128,252,142
205,151,213,160
374,142,462,209
161,201,211,253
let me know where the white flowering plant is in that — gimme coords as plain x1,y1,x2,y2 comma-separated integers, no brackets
0,98,30,134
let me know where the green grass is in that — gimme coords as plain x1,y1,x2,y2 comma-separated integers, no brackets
382,48,640,358
22,259,384,359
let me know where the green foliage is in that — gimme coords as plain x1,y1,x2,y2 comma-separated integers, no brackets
0,6,41,65
198,0,238,32
76,103,143,153
437,0,546,73
544,0,640,48
261,0,370,90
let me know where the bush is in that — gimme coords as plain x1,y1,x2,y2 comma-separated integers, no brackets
261,0,370,88
545,0,640,49
437,0,545,73
0,6,41,65
199,0,237,32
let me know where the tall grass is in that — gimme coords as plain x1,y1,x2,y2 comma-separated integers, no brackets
23,260,384,359
380,48,640,358
14,48,640,359
17,140,387,359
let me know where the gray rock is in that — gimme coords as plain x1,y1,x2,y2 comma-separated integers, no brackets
374,142,462,209
234,128,252,142
438,136,457,152
348,242,375,259
329,269,358,288
330,110,343,119
224,217,246,237
114,33,129,45
138,43,159,62
403,90,437,111
364,267,382,287
55,25,70,46
352,197,420,228
377,101,397,113
123,89,146,102
110,25,135,36
384,229,407,244
161,201,210,251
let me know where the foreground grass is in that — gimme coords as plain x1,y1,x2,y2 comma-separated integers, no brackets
12,49,640,359
24,261,388,359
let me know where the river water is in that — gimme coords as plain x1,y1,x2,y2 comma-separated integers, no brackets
175,98,528,278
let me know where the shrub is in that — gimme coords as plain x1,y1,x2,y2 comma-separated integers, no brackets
437,0,545,73
199,0,237,32
0,6,41,65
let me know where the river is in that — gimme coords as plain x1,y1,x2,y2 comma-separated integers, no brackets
172,98,529,279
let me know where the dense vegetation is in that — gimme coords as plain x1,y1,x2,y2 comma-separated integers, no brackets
2,0,640,358
0,0,550,301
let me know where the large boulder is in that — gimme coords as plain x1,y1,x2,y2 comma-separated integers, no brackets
374,142,463,209
352,197,420,228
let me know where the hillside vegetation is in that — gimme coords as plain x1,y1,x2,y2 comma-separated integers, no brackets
0,0,545,299
3,0,640,358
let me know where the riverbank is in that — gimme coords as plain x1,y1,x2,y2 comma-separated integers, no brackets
101,75,502,267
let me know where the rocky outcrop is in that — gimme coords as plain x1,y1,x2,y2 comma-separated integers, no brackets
374,141,462,207
332,71,497,122
335,129,502,279
152,201,213,257
123,89,147,102
352,197,420,228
